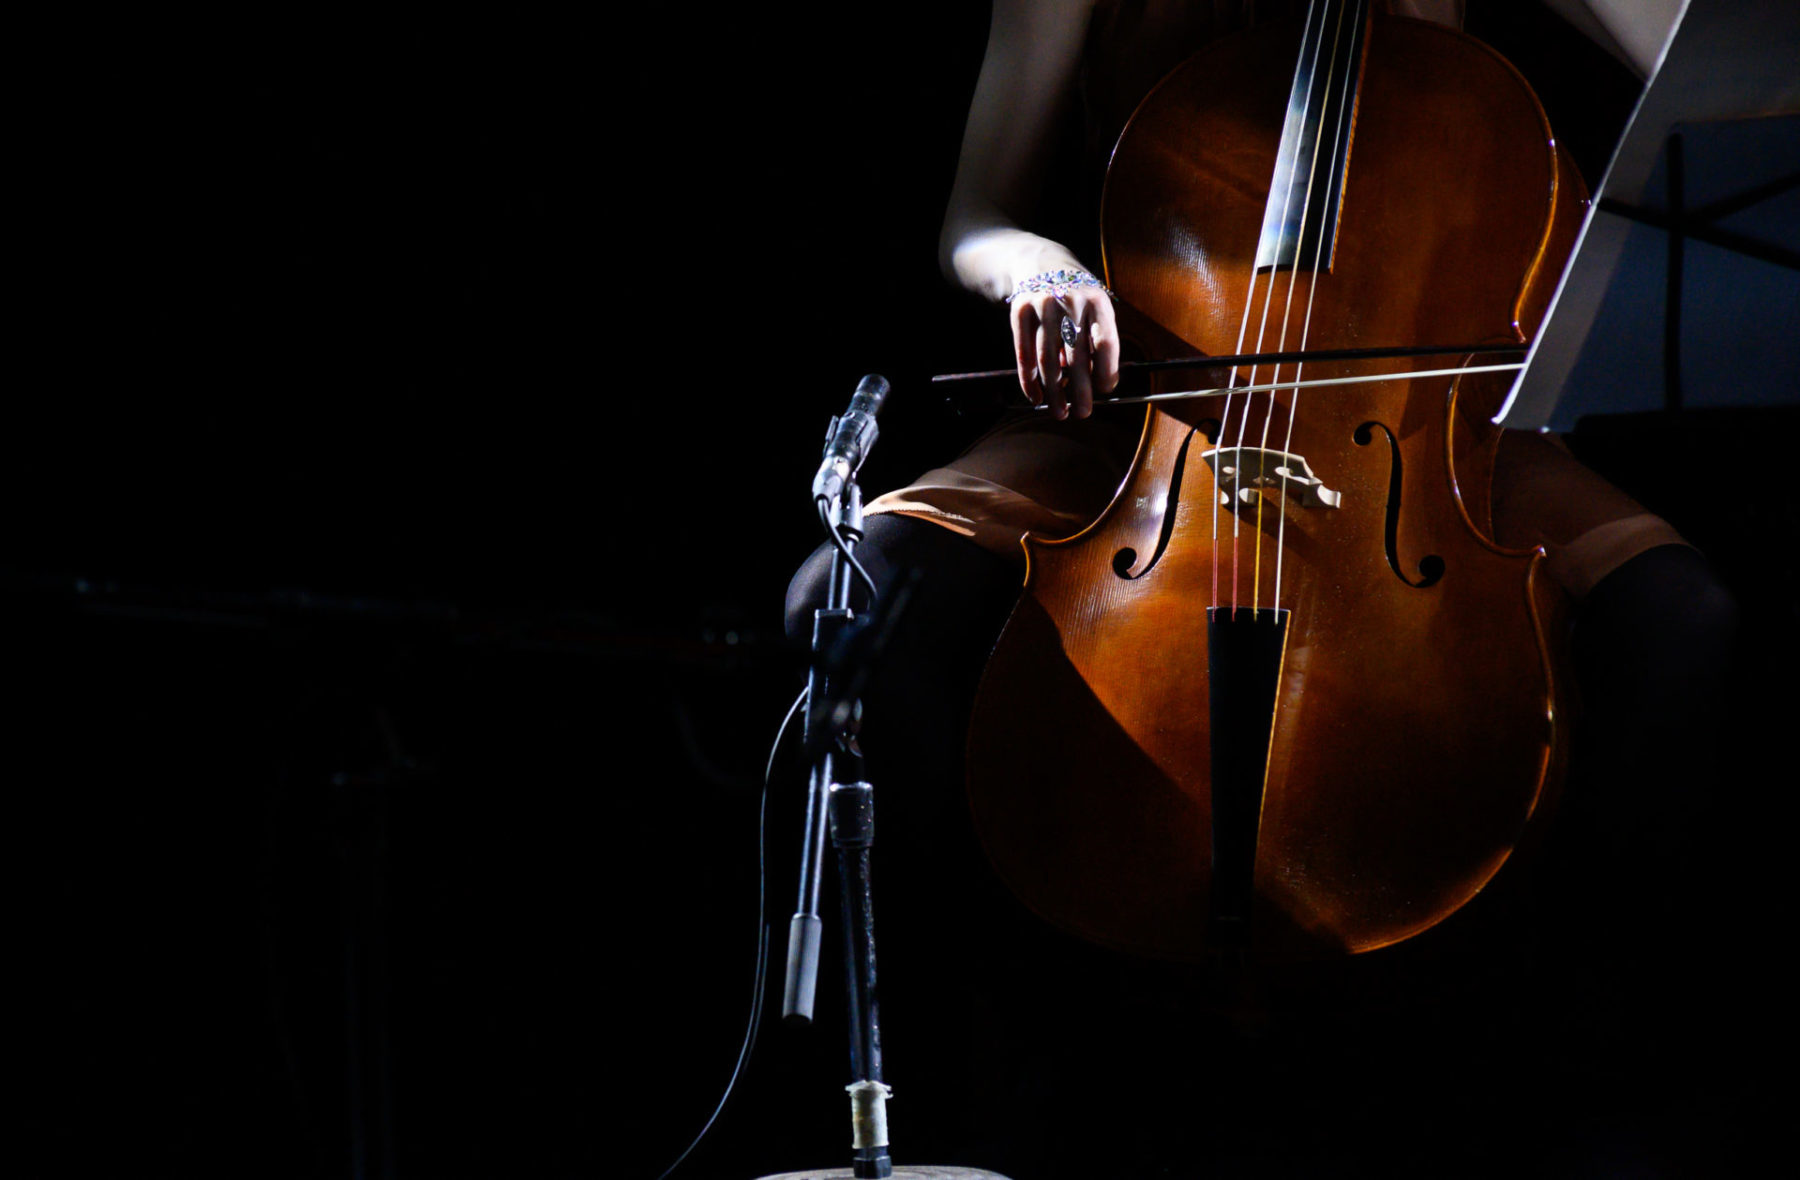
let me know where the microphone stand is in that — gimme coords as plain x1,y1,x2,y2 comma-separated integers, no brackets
765,380,1009,1180
782,480,893,1180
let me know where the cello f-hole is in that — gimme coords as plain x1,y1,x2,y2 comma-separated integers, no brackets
1354,420,1446,588
1112,420,1215,580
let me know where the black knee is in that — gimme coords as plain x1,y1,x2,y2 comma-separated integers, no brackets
1574,542,1738,701
784,514,1018,651
784,536,859,643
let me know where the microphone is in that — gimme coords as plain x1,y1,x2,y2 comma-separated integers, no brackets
811,375,890,504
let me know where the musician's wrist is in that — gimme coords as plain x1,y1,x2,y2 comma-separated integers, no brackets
1007,268,1111,304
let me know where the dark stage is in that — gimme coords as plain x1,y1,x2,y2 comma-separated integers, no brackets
14,7,1794,1178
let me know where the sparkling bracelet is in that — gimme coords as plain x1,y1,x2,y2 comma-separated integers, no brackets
1006,268,1113,303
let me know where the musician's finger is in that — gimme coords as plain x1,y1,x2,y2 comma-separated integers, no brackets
1036,312,1067,419
1087,296,1121,394
1064,308,1094,419
1012,300,1043,405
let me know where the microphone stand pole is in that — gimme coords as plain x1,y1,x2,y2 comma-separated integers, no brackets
782,478,894,1179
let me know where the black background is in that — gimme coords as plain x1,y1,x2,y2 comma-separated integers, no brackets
14,6,1792,1178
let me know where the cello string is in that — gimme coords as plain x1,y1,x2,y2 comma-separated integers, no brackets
1254,0,1357,615
1273,0,1364,611
1229,0,1329,616
1220,0,1323,613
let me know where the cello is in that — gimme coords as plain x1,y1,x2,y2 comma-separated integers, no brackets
964,0,1585,961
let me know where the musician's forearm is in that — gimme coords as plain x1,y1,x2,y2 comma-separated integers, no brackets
942,218,1092,303
938,0,1095,299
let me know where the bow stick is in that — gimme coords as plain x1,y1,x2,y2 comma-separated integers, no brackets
935,342,1526,409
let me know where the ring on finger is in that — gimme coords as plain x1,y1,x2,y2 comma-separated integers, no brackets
1052,296,1085,350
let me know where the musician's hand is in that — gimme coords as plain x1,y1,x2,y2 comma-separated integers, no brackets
1010,286,1120,420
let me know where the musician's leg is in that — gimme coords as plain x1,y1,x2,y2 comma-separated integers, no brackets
785,512,1019,716
1495,432,1739,1156
1558,542,1737,988
1491,434,1739,810
1569,542,1738,864
1494,433,1738,904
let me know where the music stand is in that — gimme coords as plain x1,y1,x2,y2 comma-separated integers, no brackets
1498,0,1800,430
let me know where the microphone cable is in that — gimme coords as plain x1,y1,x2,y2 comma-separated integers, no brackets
818,496,879,601
655,684,807,1180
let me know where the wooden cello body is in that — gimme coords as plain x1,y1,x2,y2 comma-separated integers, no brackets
965,8,1585,961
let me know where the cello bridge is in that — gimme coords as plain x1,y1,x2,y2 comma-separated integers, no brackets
1204,447,1342,510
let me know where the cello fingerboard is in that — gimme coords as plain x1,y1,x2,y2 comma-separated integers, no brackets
1255,0,1369,274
